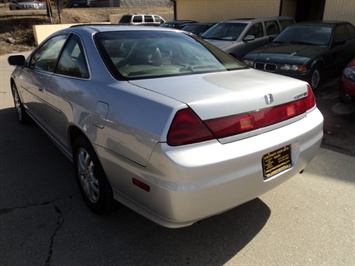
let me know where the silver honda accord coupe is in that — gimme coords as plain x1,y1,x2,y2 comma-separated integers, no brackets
8,25,323,228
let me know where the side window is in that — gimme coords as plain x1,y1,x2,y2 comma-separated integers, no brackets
56,34,89,78
265,21,280,36
279,19,294,30
144,15,154,23
345,23,355,39
29,35,67,72
334,25,348,41
133,15,143,23
246,23,263,38
154,16,163,23
119,15,131,23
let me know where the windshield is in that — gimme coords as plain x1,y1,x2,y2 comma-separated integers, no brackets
274,25,332,46
95,31,244,80
201,22,247,41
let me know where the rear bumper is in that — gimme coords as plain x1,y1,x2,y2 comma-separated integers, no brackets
102,108,324,228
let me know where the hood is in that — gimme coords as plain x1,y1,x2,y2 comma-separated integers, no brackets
204,39,235,50
249,42,328,62
129,69,309,120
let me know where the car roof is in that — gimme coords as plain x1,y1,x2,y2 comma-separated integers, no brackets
69,24,179,33
223,16,294,23
182,22,214,26
289,20,349,27
122,14,162,16
163,20,198,24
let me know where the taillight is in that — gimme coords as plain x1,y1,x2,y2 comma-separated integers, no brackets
167,108,214,146
206,85,315,138
167,86,315,146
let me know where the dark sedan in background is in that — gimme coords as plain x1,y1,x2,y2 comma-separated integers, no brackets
160,20,198,29
243,21,355,90
181,23,215,36
67,0,90,7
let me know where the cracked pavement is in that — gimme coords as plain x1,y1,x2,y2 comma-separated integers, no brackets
1,200,66,266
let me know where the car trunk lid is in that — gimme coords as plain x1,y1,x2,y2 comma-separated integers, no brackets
129,69,311,121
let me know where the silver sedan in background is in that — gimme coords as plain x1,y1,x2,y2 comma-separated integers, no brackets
8,25,323,228
9,0,45,10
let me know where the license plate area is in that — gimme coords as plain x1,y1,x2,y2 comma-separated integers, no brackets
262,145,292,180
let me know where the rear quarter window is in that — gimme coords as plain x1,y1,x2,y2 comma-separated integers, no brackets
279,19,295,30
119,15,131,23
345,23,355,39
154,16,163,23
265,21,280,35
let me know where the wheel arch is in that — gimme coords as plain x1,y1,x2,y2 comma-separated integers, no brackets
310,59,325,70
10,77,15,87
68,125,105,167
68,125,89,152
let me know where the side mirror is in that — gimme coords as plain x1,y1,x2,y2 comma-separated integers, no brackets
334,39,346,46
8,55,26,66
243,35,255,42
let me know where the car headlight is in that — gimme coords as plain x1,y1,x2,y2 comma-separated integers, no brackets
343,66,355,81
243,59,254,67
280,64,307,72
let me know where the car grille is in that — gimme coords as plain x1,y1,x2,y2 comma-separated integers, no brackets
255,62,277,72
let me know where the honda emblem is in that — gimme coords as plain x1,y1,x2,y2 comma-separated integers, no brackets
264,94,274,105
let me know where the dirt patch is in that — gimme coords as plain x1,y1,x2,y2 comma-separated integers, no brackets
0,5,173,55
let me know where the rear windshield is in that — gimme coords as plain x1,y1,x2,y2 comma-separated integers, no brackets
201,22,247,41
95,30,244,80
119,15,132,24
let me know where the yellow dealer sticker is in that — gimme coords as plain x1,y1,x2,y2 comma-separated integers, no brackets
262,145,292,180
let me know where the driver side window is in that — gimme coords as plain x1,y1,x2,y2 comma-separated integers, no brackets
29,35,68,72
246,23,263,38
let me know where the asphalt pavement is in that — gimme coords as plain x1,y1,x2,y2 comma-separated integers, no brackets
0,53,354,266
314,77,355,156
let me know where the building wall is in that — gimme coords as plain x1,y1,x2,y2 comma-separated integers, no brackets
323,0,355,25
176,0,281,22
176,0,355,25
280,0,297,17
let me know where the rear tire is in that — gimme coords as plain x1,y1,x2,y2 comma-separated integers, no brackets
73,136,113,214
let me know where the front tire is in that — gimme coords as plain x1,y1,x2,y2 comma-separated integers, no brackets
73,136,113,214
11,83,30,124
310,66,321,90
